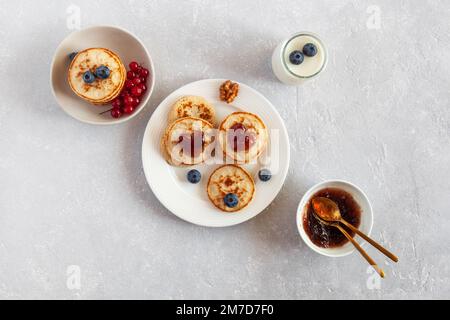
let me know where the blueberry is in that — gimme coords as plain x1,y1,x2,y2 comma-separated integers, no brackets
289,50,304,65
224,193,239,208
303,43,318,57
258,169,272,182
82,71,95,84
187,170,201,184
68,52,78,61
95,65,111,79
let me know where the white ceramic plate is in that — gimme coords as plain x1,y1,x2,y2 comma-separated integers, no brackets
297,180,374,257
50,25,155,125
142,79,290,227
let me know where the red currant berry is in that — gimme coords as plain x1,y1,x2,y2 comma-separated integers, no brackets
120,90,128,99
132,77,142,86
123,105,135,114
138,83,147,92
125,80,135,90
111,99,122,109
123,95,135,106
111,108,122,118
127,71,136,80
131,86,143,97
139,68,149,78
129,61,139,72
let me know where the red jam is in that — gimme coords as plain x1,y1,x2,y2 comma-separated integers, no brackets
303,188,361,248
177,131,205,157
228,123,257,152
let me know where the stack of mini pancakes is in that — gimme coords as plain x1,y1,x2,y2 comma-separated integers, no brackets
160,95,269,213
68,48,126,105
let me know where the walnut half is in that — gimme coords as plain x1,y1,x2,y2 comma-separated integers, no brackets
220,80,239,104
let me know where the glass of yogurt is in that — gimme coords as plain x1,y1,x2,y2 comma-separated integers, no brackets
272,32,327,85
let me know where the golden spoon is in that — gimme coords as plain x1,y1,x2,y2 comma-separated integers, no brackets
312,210,385,278
312,197,399,262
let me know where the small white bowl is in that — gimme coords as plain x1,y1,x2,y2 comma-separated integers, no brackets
297,180,374,257
50,25,155,125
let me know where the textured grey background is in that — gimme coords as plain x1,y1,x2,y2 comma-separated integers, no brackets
0,0,449,299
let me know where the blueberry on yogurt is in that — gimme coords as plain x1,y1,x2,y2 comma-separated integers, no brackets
289,50,304,65
303,43,318,57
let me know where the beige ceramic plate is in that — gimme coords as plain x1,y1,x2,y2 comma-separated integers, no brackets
50,25,155,125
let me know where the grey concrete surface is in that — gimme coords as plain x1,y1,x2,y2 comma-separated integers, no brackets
0,0,449,299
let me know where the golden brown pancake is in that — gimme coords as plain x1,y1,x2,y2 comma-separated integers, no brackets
207,165,255,212
161,117,215,166
68,48,126,105
218,112,268,164
168,96,217,126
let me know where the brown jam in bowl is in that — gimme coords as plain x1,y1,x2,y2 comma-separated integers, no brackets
303,188,361,248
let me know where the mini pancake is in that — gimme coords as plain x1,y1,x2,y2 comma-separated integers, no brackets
168,96,217,126
161,117,215,166
68,48,126,105
207,165,255,213
218,112,268,164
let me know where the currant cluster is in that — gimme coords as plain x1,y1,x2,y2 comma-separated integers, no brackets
109,61,150,119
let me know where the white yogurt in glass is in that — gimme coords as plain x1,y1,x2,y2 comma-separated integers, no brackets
272,32,327,85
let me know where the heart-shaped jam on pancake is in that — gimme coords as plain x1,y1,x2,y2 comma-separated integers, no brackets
177,130,205,158
228,123,257,152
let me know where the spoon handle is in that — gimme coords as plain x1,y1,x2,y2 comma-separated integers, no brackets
336,224,385,278
340,220,399,263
